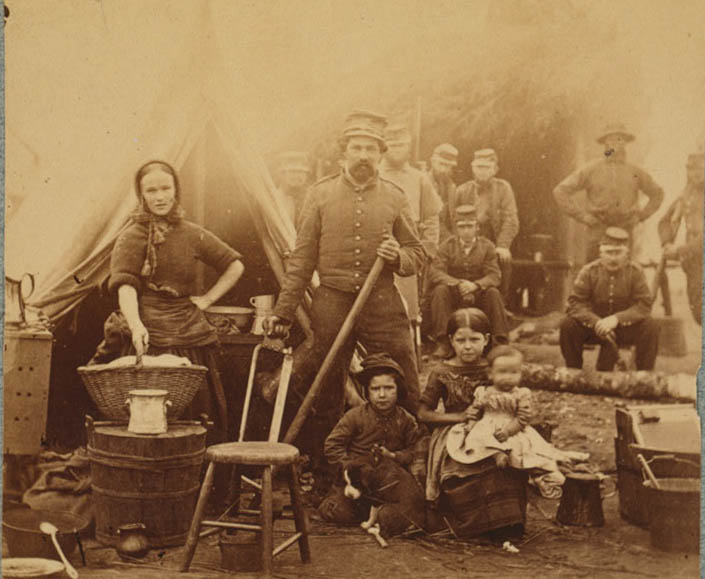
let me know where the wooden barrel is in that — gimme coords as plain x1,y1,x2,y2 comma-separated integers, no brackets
86,416,206,547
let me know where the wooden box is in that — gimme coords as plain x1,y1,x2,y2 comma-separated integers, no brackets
615,403,700,526
3,329,53,455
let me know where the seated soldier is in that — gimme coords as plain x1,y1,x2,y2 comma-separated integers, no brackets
559,227,659,371
428,204,509,357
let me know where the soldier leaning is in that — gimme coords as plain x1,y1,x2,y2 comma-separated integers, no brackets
658,145,704,324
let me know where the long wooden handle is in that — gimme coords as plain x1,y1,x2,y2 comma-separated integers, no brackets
637,453,661,490
283,257,386,445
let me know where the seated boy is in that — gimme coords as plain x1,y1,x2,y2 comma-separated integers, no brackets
319,352,421,524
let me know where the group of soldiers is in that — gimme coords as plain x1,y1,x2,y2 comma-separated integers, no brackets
272,110,704,389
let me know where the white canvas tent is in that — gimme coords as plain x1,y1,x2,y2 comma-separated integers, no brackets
5,10,301,325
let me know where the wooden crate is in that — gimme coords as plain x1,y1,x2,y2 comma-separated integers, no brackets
3,329,53,455
615,403,700,526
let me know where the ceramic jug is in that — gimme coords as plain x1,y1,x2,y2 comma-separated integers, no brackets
116,523,150,559
5,273,35,327
125,389,171,434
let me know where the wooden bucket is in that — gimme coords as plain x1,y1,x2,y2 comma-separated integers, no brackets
643,478,700,553
86,417,206,547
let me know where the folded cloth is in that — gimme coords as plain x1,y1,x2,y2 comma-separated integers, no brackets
23,448,93,525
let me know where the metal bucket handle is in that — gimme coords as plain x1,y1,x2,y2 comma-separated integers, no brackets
645,453,699,469
639,453,700,483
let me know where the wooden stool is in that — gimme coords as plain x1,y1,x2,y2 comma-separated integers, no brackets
179,342,311,577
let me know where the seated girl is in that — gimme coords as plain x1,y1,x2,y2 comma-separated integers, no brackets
418,308,527,540
319,353,421,525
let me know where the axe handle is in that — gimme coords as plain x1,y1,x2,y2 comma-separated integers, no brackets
283,257,385,445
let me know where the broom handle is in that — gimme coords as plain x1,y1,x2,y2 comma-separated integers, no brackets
637,453,661,490
283,258,385,445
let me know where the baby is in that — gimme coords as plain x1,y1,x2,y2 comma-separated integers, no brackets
447,345,587,498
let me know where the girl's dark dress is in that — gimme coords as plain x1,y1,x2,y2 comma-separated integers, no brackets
421,360,527,537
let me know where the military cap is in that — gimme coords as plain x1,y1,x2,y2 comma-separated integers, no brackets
453,204,478,223
385,123,412,145
341,109,388,143
432,143,459,166
471,148,499,166
356,352,406,399
278,151,310,173
596,122,635,145
599,227,630,247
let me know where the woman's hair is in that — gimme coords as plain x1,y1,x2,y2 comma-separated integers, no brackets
134,160,181,202
446,307,491,338
487,345,523,366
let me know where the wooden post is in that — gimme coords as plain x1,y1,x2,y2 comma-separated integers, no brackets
283,258,385,445
556,473,604,526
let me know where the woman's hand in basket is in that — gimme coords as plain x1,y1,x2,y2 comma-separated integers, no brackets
131,323,150,357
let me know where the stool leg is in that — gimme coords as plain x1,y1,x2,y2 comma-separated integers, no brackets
261,466,274,578
227,464,242,515
288,463,311,563
179,461,215,572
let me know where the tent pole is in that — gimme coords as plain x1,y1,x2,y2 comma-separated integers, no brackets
193,134,208,294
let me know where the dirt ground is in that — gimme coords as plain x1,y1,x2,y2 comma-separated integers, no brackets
6,354,700,579
5,274,702,578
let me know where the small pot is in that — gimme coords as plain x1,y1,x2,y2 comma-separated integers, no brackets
116,523,150,559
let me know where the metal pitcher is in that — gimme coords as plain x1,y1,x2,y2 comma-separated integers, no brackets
125,389,171,434
5,273,35,327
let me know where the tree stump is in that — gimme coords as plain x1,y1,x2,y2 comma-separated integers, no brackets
556,473,604,527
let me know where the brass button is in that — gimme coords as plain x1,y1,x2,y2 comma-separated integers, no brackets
355,261,361,266
355,248,361,254
356,209,362,215
354,273,360,278
357,196,363,202
355,235,361,241
355,222,361,227
355,285,361,291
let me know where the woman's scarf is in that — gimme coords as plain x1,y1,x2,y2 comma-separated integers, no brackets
129,201,186,281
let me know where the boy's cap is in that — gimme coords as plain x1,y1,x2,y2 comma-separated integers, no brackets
599,226,630,247
454,204,477,223
356,352,405,386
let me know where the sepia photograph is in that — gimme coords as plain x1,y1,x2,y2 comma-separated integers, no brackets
2,1,703,577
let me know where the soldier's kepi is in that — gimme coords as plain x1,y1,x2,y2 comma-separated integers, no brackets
263,110,425,460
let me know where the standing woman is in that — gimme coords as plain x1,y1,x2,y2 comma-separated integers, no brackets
92,160,244,443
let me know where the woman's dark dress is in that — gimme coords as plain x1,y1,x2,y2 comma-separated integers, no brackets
92,218,241,443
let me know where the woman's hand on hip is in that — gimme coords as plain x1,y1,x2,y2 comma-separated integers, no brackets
189,295,213,311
